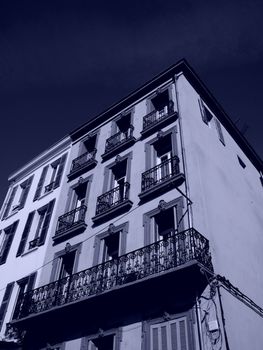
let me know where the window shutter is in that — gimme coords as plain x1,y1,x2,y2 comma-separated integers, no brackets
0,282,14,331
38,200,55,246
151,325,160,350
0,221,18,265
19,176,33,209
178,319,188,350
198,99,208,124
16,212,35,257
214,118,225,145
53,154,67,189
2,186,18,219
33,166,48,201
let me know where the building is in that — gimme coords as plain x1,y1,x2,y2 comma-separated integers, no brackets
0,59,263,350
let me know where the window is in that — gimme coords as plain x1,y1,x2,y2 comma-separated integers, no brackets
50,243,81,282
33,154,67,201
69,134,98,180
82,329,121,350
147,316,190,350
2,176,33,219
0,221,19,264
237,155,246,169
199,99,225,145
16,200,55,256
150,89,171,117
54,177,91,240
12,273,36,320
143,198,184,245
58,250,76,279
103,111,135,159
0,282,14,331
93,223,128,265
88,334,115,350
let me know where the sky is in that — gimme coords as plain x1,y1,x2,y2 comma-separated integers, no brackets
0,0,263,205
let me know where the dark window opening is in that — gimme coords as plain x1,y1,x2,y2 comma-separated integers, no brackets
59,251,76,279
111,160,127,200
91,334,114,350
103,232,120,261
74,182,88,208
155,207,176,238
237,156,246,169
151,90,170,114
116,113,131,133
83,135,97,153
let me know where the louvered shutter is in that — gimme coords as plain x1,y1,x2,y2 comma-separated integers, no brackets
214,118,225,145
16,212,35,256
2,186,18,218
38,200,55,246
19,176,33,209
33,166,48,201
0,221,18,265
198,99,208,124
0,282,14,331
53,154,67,189
150,317,189,350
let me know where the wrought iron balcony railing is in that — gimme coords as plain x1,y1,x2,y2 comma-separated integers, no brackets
95,182,130,216
143,100,174,131
55,205,87,236
12,228,212,320
141,155,180,192
70,149,97,173
105,126,134,153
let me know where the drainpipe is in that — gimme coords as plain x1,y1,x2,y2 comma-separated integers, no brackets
195,297,204,350
173,74,193,230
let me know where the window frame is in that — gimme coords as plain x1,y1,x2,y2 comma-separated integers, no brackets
146,85,173,114
144,127,178,171
0,221,19,265
93,222,129,265
143,197,184,245
142,310,195,350
50,243,82,282
80,328,122,350
102,152,133,194
64,175,93,214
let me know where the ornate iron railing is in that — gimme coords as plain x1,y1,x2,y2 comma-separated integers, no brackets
95,182,130,215
70,149,97,173
44,181,55,193
12,228,212,320
141,156,180,192
105,125,134,153
143,100,174,130
55,205,87,236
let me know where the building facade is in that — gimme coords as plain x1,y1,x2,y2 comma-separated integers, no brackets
0,60,263,350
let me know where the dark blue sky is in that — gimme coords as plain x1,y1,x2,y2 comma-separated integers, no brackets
0,0,263,205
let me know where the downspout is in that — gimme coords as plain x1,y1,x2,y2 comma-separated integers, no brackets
173,73,193,230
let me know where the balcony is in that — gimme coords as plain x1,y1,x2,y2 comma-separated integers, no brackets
10,228,212,344
92,182,132,224
139,156,185,202
141,101,178,138
52,205,87,243
101,126,136,161
67,150,97,181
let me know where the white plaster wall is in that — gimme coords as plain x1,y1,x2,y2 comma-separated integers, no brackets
0,145,70,338
177,74,263,350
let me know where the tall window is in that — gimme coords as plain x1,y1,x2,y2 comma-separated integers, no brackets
2,176,33,219
12,273,36,320
16,200,55,256
58,251,76,279
0,221,19,265
33,154,67,201
111,160,127,202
